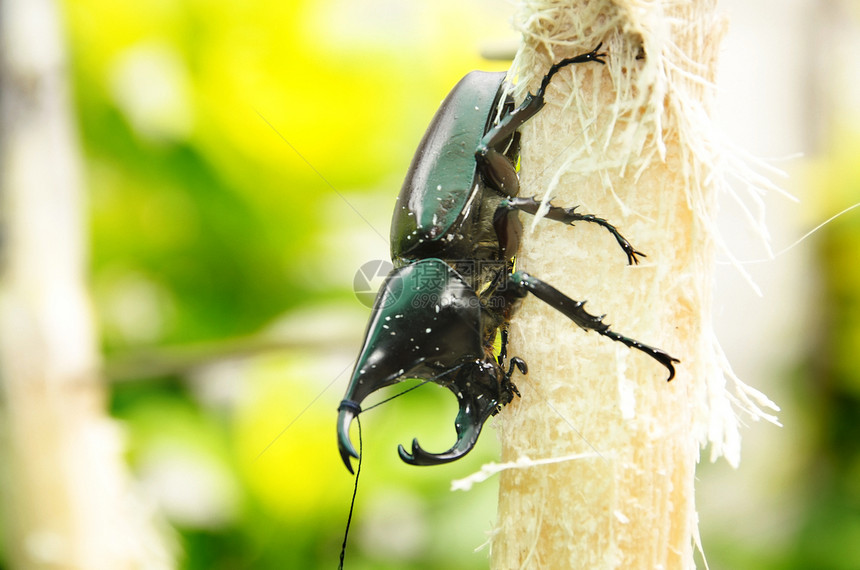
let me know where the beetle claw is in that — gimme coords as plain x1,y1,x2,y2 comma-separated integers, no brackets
507,356,528,377
337,400,361,474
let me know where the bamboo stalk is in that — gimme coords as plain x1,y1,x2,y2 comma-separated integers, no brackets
490,1,775,567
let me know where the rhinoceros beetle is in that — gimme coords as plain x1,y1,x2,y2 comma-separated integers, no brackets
337,44,678,473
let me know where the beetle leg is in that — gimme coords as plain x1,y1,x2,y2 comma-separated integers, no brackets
535,43,606,100
497,334,526,398
477,45,606,161
507,271,679,380
477,141,521,195
503,357,526,400
476,45,606,194
501,196,646,264
507,356,528,378
492,197,523,261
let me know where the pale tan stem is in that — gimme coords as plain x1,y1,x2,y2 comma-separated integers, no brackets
491,1,742,568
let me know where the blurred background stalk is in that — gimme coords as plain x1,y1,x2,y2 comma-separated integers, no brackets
0,0,172,567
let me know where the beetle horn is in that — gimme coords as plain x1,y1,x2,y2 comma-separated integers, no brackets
337,400,362,474
397,386,498,466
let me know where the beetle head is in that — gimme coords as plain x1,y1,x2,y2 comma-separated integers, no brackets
337,258,515,472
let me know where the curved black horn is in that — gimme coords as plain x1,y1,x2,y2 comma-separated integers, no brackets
337,400,362,474
397,387,498,466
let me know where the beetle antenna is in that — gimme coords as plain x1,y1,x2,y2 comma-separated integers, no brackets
361,363,468,412
339,416,363,569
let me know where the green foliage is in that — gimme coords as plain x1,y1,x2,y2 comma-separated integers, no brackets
57,0,513,567
696,133,860,570
783,135,860,570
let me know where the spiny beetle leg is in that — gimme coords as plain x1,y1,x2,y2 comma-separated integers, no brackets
476,44,606,192
508,271,679,380
499,197,646,265
504,357,526,400
536,43,607,99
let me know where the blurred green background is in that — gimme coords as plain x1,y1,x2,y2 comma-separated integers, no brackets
10,0,856,568
60,1,513,568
